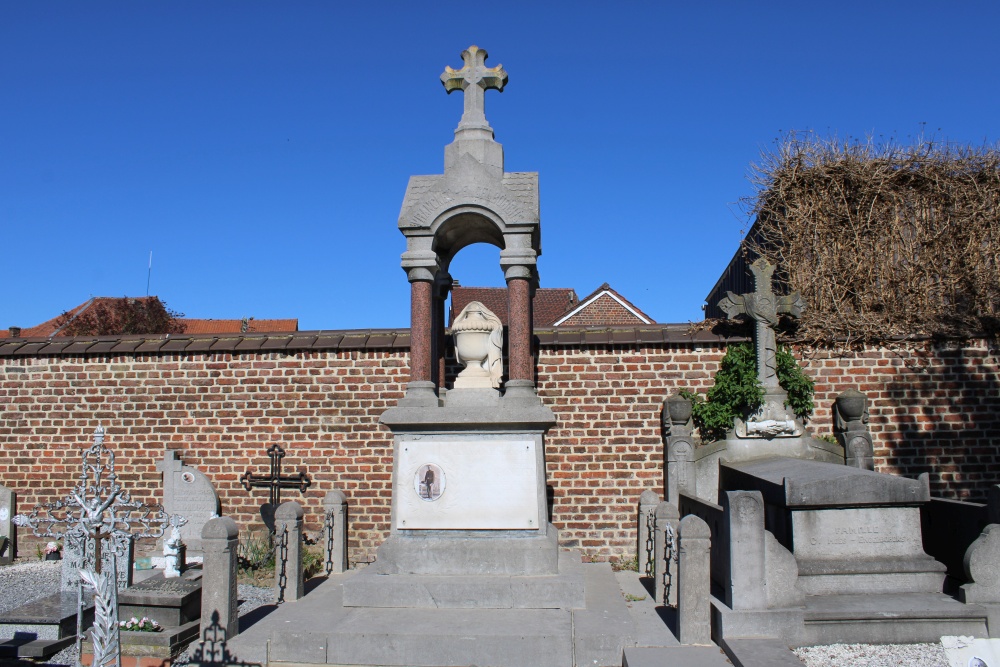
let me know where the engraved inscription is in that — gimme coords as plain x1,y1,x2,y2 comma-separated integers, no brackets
793,507,925,560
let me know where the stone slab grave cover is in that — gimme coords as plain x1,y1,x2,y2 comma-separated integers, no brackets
0,483,14,564
157,450,220,554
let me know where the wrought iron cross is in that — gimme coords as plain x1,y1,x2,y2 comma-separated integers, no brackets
717,258,805,389
13,425,169,576
240,444,311,510
441,45,507,132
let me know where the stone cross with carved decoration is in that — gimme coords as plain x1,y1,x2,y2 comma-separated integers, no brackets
717,258,804,390
441,45,507,133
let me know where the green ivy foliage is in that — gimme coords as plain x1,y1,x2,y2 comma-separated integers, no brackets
683,343,814,443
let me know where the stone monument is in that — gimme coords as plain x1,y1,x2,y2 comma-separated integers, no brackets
374,44,558,577
158,450,221,555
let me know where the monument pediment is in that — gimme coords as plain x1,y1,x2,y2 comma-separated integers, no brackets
398,168,539,232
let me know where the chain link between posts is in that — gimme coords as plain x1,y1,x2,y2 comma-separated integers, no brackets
276,524,289,604
324,512,335,576
662,522,679,605
644,509,656,578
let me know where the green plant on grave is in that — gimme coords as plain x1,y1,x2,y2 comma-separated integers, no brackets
611,554,639,572
302,544,325,580
684,343,815,443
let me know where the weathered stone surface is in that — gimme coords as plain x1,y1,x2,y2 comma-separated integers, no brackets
157,450,220,554
764,531,804,608
722,490,767,611
678,514,711,645
722,457,930,507
961,524,1000,603
200,516,238,639
653,500,679,606
637,489,659,578
322,490,348,574
275,501,304,603
118,570,202,627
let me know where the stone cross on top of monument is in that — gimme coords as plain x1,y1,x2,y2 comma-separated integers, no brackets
718,258,805,391
441,45,507,138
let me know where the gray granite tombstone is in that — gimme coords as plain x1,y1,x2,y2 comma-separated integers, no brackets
157,450,221,555
0,484,14,564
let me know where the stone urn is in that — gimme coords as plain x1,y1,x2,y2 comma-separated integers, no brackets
452,301,503,389
835,389,867,423
665,393,693,425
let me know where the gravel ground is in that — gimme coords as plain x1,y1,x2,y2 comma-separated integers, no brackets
0,561,958,667
0,560,274,666
794,643,949,667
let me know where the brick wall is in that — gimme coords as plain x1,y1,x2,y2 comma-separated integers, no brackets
559,294,648,326
1,329,998,565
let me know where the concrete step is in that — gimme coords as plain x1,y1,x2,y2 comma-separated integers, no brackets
321,608,573,667
796,556,947,595
721,638,804,666
341,557,585,609
800,593,988,645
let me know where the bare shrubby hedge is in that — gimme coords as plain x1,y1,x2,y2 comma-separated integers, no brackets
744,134,1000,347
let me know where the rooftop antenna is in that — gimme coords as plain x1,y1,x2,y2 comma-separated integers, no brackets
146,251,152,296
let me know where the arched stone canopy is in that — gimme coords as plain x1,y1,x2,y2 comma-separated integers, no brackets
395,47,542,407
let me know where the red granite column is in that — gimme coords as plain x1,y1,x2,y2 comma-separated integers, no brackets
506,276,534,385
409,279,433,384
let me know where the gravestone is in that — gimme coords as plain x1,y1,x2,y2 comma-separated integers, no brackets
0,484,14,564
158,450,220,554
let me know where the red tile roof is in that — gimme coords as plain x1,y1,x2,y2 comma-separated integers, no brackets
449,287,579,327
2,297,297,338
553,283,654,326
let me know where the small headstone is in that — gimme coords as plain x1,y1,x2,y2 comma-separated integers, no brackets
157,450,221,554
0,484,14,564
62,529,134,592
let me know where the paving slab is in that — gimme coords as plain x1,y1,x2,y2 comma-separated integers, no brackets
721,638,804,667
615,571,679,647
623,646,732,666
572,563,638,667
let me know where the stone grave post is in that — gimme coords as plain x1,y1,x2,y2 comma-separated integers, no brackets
834,390,874,470
201,516,239,640
637,490,660,578
722,490,767,611
323,490,348,574
0,483,14,564
663,393,696,506
678,514,712,645
274,501,305,603
653,500,680,605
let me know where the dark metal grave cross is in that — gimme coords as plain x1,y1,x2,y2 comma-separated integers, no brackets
240,444,311,510
717,258,805,390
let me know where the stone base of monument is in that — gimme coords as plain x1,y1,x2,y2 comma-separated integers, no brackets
0,592,94,659
234,554,636,667
343,546,585,608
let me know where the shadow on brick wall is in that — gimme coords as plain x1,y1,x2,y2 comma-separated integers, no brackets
881,342,1000,501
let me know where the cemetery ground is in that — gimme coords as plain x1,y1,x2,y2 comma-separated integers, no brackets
0,557,955,667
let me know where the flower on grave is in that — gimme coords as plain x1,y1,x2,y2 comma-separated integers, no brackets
44,541,60,555
119,616,162,632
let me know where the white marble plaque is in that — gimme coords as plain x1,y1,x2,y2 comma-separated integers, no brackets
396,440,538,530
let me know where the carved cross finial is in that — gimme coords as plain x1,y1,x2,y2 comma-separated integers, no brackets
441,45,507,133
717,258,805,388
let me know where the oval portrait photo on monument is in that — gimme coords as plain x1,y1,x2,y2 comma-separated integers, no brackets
414,463,445,502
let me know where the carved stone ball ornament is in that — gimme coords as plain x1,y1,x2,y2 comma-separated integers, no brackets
452,301,504,389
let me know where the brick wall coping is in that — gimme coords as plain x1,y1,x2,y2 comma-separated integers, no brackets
0,324,745,358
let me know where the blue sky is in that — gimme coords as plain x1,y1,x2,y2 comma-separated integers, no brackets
3,2,998,332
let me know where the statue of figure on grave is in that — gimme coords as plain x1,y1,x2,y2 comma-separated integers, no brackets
163,514,188,578
452,301,504,389
717,258,805,438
